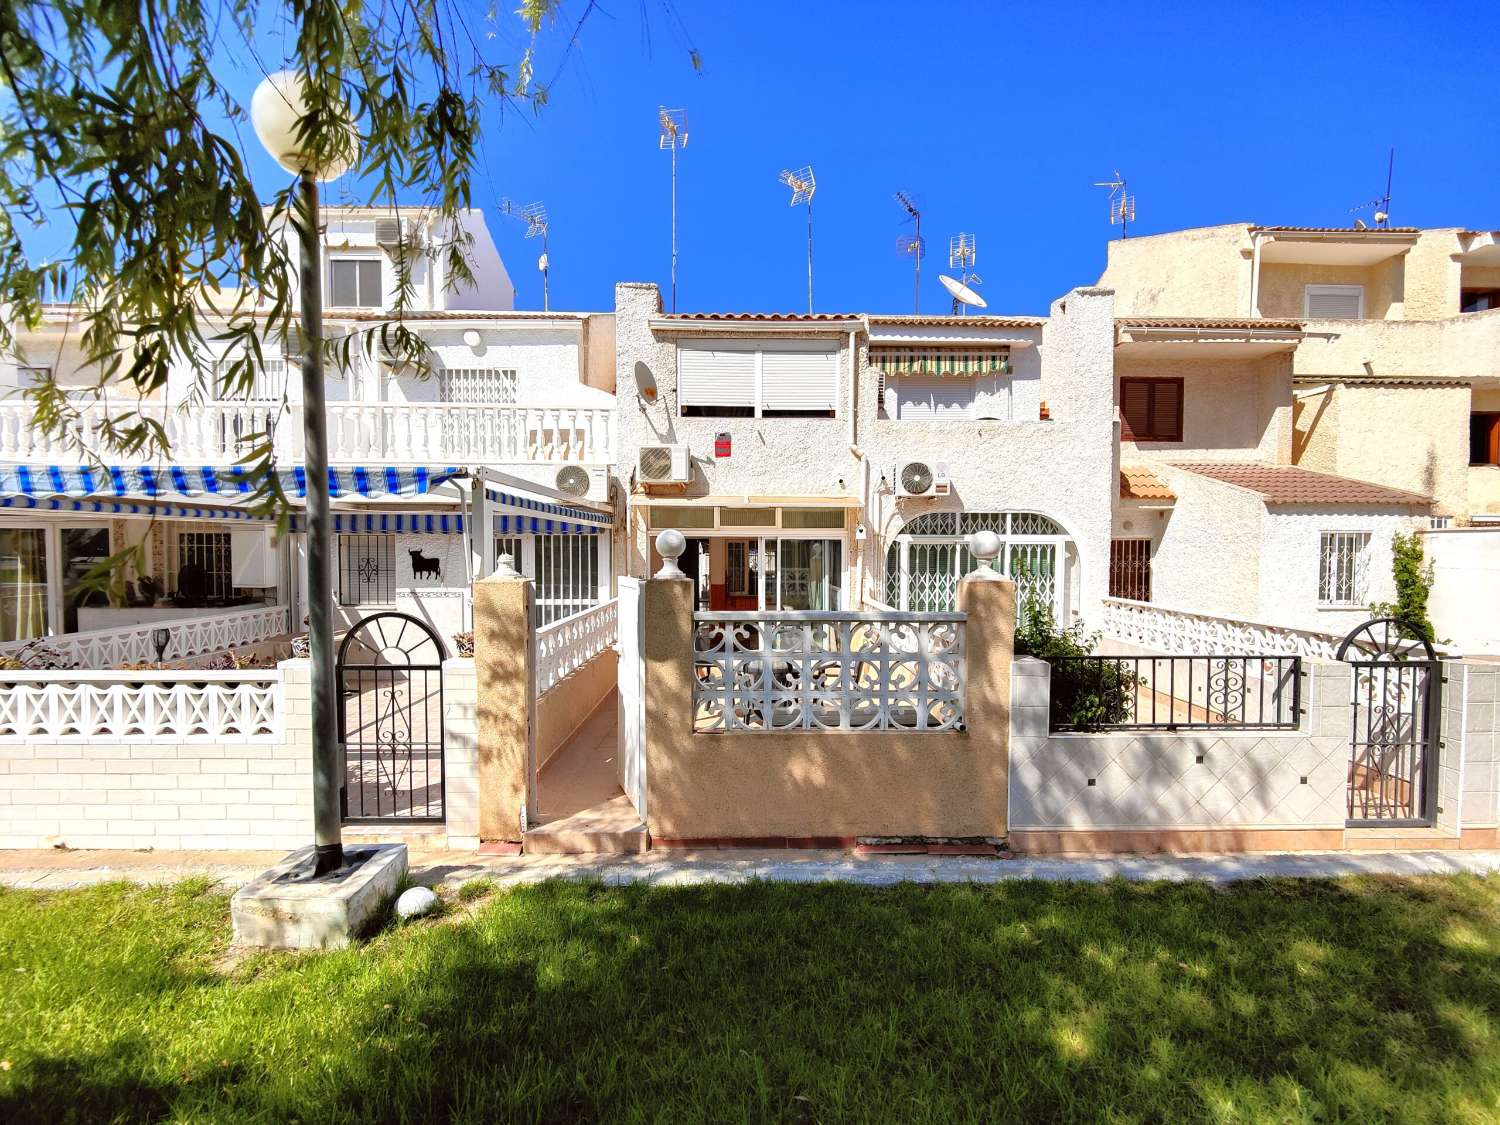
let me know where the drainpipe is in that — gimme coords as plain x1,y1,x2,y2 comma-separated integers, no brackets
846,328,858,448
1249,230,1263,318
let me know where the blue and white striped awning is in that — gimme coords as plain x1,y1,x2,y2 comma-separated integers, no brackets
0,464,464,500
494,514,602,536
289,511,466,535
0,495,274,522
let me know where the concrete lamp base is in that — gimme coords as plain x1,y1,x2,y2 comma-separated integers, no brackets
230,843,409,950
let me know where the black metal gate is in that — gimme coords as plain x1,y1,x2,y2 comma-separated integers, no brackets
337,612,447,824
1337,618,1441,826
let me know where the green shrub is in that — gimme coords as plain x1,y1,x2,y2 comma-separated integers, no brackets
1013,596,1135,731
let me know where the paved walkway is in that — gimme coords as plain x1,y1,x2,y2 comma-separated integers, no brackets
3,847,1499,892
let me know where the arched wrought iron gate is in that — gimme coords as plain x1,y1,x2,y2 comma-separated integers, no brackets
1337,618,1441,826
337,612,447,824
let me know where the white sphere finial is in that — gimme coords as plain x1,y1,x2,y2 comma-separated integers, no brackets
494,552,521,578
966,531,1005,581
655,529,687,579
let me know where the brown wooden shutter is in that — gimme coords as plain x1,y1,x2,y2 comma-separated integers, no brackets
1120,377,1183,442
1120,379,1153,440
1154,379,1184,441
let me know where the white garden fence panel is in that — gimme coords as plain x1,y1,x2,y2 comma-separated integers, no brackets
0,669,282,742
535,598,618,696
0,605,289,669
692,610,966,732
1101,597,1345,661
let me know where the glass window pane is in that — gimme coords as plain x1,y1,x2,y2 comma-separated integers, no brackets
357,260,382,306
62,527,111,632
718,507,775,527
0,528,48,642
649,506,715,529
329,260,357,306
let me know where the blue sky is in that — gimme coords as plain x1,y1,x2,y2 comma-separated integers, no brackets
219,1,1500,316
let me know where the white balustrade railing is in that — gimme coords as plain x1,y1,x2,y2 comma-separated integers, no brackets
0,605,290,669
692,611,966,733
0,669,281,741
0,400,614,465
535,598,618,696
1100,598,1346,661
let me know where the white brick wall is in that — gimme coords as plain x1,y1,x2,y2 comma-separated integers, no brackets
0,659,481,851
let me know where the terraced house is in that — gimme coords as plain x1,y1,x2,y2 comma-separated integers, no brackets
1099,223,1500,653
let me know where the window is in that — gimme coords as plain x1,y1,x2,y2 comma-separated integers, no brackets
1304,284,1364,319
677,343,837,418
1461,288,1500,314
339,534,394,605
1109,538,1152,602
1429,517,1452,529
1471,413,1500,466
1119,377,1183,442
15,365,51,387
1318,531,1371,606
328,258,383,308
491,534,602,625
0,528,48,642
439,367,518,404
884,511,1071,619
173,531,233,602
725,540,755,597
887,375,976,420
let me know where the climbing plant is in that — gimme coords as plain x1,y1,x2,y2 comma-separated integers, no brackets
1369,530,1437,643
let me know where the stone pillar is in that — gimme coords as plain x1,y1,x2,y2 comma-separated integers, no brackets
958,533,1017,834
473,567,534,842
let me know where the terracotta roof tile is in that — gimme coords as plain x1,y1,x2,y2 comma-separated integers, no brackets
1250,226,1420,235
868,314,1045,329
657,312,861,322
1120,466,1175,502
1118,316,1303,331
1171,462,1431,508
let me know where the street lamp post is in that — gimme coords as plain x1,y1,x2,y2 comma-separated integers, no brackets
251,71,355,877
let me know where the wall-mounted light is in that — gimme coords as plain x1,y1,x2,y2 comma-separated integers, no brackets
462,329,482,349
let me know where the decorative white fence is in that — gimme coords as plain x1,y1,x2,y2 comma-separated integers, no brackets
0,669,282,741
692,611,966,733
0,400,614,465
535,598,618,696
0,604,290,669
1100,598,1348,662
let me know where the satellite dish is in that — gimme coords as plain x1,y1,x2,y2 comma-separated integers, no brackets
633,360,658,403
939,274,988,310
537,252,550,272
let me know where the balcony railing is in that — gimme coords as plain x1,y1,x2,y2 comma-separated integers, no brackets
0,400,614,465
0,605,290,670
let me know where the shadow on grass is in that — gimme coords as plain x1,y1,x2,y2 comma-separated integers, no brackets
3,875,1500,1122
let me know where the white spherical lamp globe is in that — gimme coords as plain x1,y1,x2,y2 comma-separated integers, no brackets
250,70,357,180
968,530,1002,564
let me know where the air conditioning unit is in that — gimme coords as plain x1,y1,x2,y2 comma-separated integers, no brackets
638,444,692,485
373,217,403,249
896,460,950,498
555,465,610,503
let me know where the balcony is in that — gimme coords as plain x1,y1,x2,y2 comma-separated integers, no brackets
0,400,614,465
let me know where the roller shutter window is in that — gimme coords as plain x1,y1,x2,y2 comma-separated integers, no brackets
1119,377,1183,442
889,374,976,420
677,345,756,415
1304,284,1364,319
760,346,838,416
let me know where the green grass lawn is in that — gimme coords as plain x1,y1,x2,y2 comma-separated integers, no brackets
2,874,1499,1124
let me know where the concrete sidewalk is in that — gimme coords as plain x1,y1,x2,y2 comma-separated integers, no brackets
3,847,1499,891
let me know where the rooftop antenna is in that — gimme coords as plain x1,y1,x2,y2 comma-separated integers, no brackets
779,165,817,313
1093,171,1135,238
500,198,550,311
894,191,923,315
658,107,689,312
1348,148,1395,227
940,233,985,314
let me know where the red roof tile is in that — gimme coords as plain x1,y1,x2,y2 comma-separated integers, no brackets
1250,226,1420,235
1118,316,1303,331
1120,466,1175,502
1170,463,1431,508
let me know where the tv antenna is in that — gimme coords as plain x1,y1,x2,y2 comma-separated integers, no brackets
658,107,689,312
500,199,550,311
1093,171,1135,238
894,191,923,315
779,165,817,313
1349,148,1395,228
939,233,986,314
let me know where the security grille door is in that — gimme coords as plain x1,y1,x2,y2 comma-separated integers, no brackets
338,613,446,824
1338,618,1441,826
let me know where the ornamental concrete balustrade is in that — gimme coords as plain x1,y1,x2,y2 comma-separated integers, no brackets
0,400,614,465
0,605,290,669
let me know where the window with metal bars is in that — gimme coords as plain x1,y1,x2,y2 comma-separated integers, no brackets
492,534,601,626
172,531,233,602
1109,538,1152,601
883,510,1070,619
439,367,519,404
339,534,395,605
1318,531,1371,606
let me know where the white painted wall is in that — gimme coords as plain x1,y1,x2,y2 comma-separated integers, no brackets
1149,468,1266,621
1426,527,1500,654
